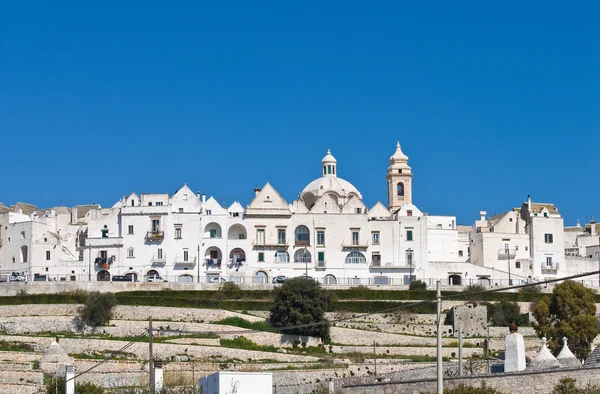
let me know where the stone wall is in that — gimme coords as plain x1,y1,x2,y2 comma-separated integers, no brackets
342,365,600,394
450,304,487,337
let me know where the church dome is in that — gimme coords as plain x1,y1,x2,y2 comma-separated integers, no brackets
301,149,362,200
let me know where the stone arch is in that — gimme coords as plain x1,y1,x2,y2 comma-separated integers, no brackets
254,270,269,284
97,270,110,282
228,224,247,240
293,249,311,263
324,274,337,285
449,274,462,286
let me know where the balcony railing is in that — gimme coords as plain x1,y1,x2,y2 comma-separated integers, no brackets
541,262,559,271
316,261,326,268
497,249,517,260
146,231,164,241
294,240,310,247
252,240,289,248
341,242,369,249
204,258,222,271
86,237,124,247
174,256,196,268
370,261,408,270
151,255,166,267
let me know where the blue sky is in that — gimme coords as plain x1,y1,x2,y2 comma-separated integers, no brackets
0,1,598,225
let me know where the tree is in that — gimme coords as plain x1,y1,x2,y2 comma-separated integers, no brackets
486,301,528,327
269,277,331,341
553,378,600,394
409,280,427,290
532,280,598,360
422,383,501,394
79,291,117,327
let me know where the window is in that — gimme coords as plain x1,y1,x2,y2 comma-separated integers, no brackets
128,225,134,235
295,226,310,245
257,229,265,245
459,250,464,257
232,212,240,217
209,229,217,238
397,182,404,197
318,252,325,265
355,208,362,214
352,231,359,246
275,250,289,263
79,250,84,261
509,218,513,222
546,257,553,266
278,229,286,245
372,253,381,266
131,199,135,206
183,194,188,201
151,220,160,232
258,252,265,262
544,234,553,244
406,230,413,241
149,202,153,206
543,212,548,217
436,224,442,229
157,249,163,259
294,249,311,263
515,261,521,269
345,251,366,264
175,227,182,239
205,209,212,215
44,237,47,242
179,208,184,213
317,231,325,246
101,226,109,238
407,210,413,217
183,249,189,262
46,251,51,260
372,232,380,245
156,201,163,206
127,248,135,258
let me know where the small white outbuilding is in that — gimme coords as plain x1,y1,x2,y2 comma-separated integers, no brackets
198,371,273,394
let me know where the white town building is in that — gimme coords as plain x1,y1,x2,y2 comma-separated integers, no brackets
1,143,598,288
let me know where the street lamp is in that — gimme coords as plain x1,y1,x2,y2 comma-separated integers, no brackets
304,247,309,278
406,248,414,284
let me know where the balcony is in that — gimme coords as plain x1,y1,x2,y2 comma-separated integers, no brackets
370,261,407,270
95,256,115,269
174,256,196,268
146,231,164,241
204,258,222,271
86,237,123,248
252,240,289,249
341,241,369,250
497,249,517,260
294,240,310,247
316,260,326,269
151,255,167,267
541,262,559,272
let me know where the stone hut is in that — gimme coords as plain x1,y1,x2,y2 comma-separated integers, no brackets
39,338,74,375
527,337,560,370
556,337,580,367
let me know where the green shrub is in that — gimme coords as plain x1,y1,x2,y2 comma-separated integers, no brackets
486,300,528,327
214,316,272,331
409,280,427,290
519,283,542,293
79,292,117,327
422,383,502,394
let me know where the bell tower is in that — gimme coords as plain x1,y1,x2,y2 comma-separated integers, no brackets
386,141,413,211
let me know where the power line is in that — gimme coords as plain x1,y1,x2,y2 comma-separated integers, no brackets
156,270,600,337
66,330,148,382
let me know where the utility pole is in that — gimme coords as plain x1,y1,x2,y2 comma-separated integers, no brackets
373,340,377,376
458,328,463,377
505,243,512,286
149,317,155,393
436,280,443,394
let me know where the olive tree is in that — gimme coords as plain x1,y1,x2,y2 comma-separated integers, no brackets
269,277,331,342
79,291,117,327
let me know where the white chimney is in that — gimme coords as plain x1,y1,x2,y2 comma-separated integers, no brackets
197,191,201,199
479,211,487,221
527,195,532,210
591,217,597,236
201,194,206,203
65,365,75,394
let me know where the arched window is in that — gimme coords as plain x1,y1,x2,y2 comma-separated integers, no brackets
146,270,160,281
295,225,310,246
449,274,462,286
294,249,311,263
97,270,110,282
255,270,268,284
275,250,289,263
397,182,404,197
345,251,366,264
324,274,337,285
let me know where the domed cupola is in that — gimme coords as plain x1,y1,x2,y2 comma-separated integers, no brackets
322,149,337,177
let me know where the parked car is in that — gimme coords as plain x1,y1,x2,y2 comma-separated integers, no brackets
147,276,167,282
112,275,134,282
209,277,227,283
272,276,286,284
9,272,25,282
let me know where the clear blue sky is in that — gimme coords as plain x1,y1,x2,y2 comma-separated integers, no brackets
1,1,598,225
